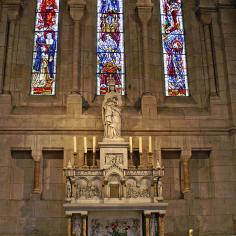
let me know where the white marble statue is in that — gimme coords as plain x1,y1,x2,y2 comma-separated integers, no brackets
102,79,122,140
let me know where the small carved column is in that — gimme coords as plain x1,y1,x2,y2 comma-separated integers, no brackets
120,180,125,198
68,0,86,94
144,213,151,236
136,0,153,93
32,152,42,194
103,180,108,198
181,150,192,193
158,214,165,236
67,215,72,236
82,213,87,236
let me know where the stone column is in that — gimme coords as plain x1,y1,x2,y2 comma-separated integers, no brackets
67,216,72,236
67,0,86,116
181,149,192,193
0,1,21,94
120,180,125,198
82,214,87,236
158,214,165,236
0,1,21,115
103,180,108,198
136,0,153,93
68,0,86,94
0,8,8,94
32,151,42,194
144,213,151,236
136,1,157,119
33,160,41,193
3,10,20,94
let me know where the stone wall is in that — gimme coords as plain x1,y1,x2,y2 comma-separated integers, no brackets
0,0,235,235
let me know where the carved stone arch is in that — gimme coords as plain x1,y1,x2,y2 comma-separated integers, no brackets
107,174,122,198
105,165,124,180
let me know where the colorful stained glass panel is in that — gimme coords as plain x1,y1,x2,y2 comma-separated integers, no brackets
160,0,189,96
31,0,60,95
97,0,125,95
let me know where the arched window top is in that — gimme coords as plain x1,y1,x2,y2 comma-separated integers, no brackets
31,0,60,95
160,0,189,96
97,0,125,95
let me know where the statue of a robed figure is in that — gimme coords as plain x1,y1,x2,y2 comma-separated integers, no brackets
102,79,122,140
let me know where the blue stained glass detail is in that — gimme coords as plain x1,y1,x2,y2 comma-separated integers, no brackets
160,0,189,96
97,0,125,95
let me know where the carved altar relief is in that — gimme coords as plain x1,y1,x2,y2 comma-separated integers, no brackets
126,178,151,199
105,153,123,165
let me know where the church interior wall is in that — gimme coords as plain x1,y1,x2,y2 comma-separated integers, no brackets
0,0,235,235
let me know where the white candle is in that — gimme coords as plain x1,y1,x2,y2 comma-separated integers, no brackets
84,137,87,153
129,137,133,153
73,136,77,153
149,136,152,153
139,137,142,153
93,136,96,153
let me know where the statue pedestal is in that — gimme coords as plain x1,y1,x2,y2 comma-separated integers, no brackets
99,141,129,170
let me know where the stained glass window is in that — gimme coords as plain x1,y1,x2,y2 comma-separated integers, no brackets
31,0,60,95
97,0,125,95
160,0,189,96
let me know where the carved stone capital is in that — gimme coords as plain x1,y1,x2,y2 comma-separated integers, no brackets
32,150,42,162
136,0,154,7
196,7,216,25
136,4,153,26
181,149,192,161
68,0,86,22
3,0,22,22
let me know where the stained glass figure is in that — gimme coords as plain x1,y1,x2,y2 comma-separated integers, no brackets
97,0,125,95
160,0,189,96
31,0,60,95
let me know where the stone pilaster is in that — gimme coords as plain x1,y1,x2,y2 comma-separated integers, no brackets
67,0,86,116
0,1,21,115
68,0,86,94
181,149,192,194
136,0,153,93
68,0,86,93
158,214,165,236
3,0,22,94
137,1,158,119
196,6,218,97
32,151,42,194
